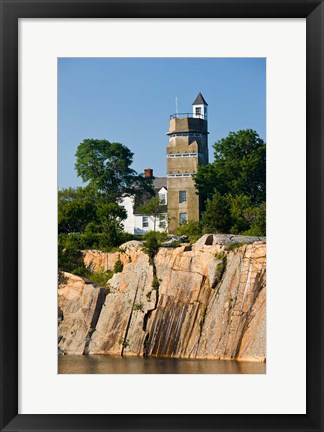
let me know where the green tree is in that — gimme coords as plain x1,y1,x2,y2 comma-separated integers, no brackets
195,130,266,236
58,235,88,275
201,192,267,235
96,201,127,224
137,196,167,231
100,219,125,248
195,129,266,204
58,187,98,233
75,139,154,202
227,194,252,234
201,190,231,233
242,202,266,236
59,139,151,274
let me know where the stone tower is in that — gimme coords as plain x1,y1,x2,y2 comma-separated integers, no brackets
166,93,209,233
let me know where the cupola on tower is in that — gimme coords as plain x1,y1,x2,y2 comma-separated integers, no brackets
166,93,209,233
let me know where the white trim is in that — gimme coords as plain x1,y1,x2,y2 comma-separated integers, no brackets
169,133,204,138
167,173,195,178
167,153,198,158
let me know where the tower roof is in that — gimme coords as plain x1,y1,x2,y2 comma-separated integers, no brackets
192,92,208,106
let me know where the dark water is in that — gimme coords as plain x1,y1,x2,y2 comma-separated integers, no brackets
58,355,266,374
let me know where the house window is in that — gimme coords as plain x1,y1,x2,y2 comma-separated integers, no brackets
179,213,187,225
195,107,201,116
142,216,149,228
179,190,187,203
159,194,166,204
159,215,166,229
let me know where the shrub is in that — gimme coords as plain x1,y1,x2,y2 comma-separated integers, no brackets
119,231,136,244
87,270,113,287
215,251,226,260
133,303,144,312
214,251,227,284
176,221,203,244
71,265,88,277
99,221,124,249
58,236,86,274
152,276,160,290
113,255,123,273
142,231,167,263
225,242,243,252
146,291,152,301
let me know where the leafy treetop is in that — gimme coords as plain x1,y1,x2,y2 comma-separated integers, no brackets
194,129,266,236
75,139,154,202
195,129,266,205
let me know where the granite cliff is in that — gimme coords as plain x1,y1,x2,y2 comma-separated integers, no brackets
58,235,266,362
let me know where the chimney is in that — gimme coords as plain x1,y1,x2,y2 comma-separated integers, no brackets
144,168,153,178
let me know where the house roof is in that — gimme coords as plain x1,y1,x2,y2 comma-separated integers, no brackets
192,92,208,106
153,177,167,191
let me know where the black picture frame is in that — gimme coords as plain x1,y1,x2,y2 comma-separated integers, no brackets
1,1,323,431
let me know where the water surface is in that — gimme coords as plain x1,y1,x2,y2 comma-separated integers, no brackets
59,355,266,374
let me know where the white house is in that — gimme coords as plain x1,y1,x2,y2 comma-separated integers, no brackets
121,169,168,235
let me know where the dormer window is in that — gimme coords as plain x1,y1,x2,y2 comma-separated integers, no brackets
160,194,166,204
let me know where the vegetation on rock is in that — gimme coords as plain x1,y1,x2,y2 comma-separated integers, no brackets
225,242,244,252
175,221,203,244
133,303,144,312
142,231,166,264
214,251,227,283
151,276,160,291
113,256,124,273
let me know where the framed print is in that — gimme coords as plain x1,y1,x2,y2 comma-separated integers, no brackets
57,57,267,372
0,0,323,431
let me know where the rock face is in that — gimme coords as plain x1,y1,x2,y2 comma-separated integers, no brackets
82,241,143,273
58,235,266,361
88,247,155,356
58,273,108,355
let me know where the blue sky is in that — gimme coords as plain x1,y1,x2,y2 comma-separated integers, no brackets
58,58,266,189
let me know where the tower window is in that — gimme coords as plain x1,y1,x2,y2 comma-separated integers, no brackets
195,107,201,116
142,216,149,228
179,191,187,203
179,213,188,225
